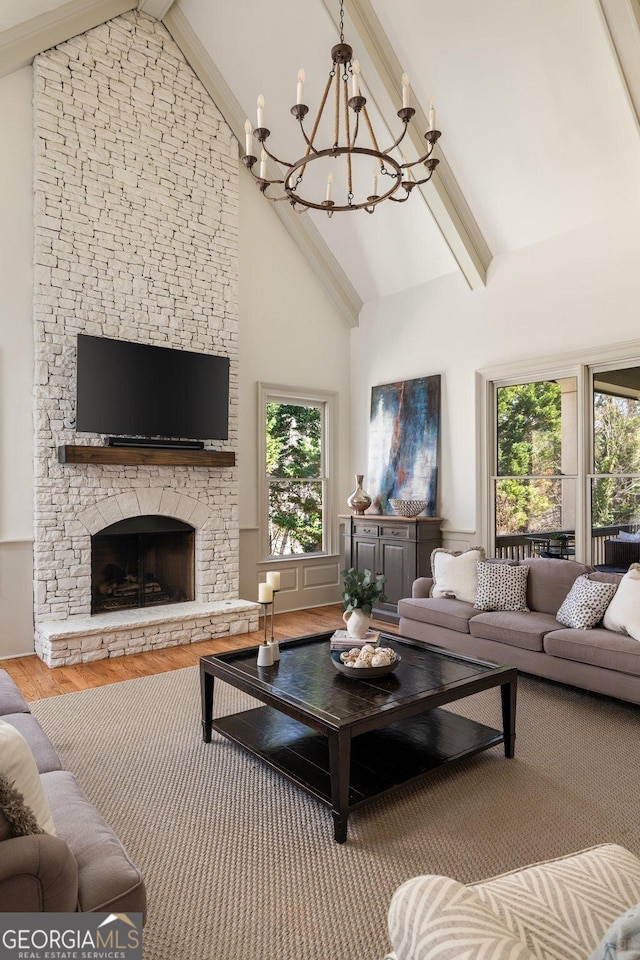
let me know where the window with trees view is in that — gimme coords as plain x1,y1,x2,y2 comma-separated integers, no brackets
489,361,640,566
262,392,329,558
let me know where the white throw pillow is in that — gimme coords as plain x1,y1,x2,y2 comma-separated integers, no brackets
603,564,640,641
0,719,56,835
617,530,640,542
431,547,486,604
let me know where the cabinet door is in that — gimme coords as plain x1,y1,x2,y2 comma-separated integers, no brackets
352,537,378,576
379,539,416,605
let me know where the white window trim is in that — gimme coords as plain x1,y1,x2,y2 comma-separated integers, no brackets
477,339,640,560
257,382,338,563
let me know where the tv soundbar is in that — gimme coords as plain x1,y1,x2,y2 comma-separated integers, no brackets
104,437,205,450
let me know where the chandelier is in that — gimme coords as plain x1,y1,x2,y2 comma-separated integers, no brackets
241,0,441,217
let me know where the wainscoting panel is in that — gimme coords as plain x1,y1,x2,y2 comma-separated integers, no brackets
240,528,342,613
0,541,35,658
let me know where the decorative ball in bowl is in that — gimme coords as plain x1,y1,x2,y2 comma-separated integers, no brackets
388,499,428,518
331,645,401,680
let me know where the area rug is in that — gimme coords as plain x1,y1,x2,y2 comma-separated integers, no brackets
31,667,640,960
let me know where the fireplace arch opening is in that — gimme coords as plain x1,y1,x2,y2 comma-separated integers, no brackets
91,515,195,614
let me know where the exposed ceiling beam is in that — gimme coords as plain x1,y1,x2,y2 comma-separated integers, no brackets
0,0,136,78
163,5,362,328
137,0,175,19
320,0,492,291
595,0,640,135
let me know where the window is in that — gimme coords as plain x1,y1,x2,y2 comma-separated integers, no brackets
590,365,640,565
259,385,336,560
493,377,577,556
481,349,640,569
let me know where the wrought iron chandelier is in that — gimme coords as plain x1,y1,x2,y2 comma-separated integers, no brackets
241,0,441,217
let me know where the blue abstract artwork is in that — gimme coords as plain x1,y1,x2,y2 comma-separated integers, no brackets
367,375,441,515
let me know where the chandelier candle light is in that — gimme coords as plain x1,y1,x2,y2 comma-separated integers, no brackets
241,0,441,216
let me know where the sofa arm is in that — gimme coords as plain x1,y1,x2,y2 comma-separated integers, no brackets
0,834,78,912
412,578,433,599
387,874,536,960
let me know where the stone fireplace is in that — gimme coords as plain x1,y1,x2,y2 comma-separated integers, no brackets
31,12,260,666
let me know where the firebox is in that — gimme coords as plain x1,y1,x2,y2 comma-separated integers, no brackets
91,515,195,614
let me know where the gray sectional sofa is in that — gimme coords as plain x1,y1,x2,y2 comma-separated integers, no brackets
398,557,640,705
0,670,146,915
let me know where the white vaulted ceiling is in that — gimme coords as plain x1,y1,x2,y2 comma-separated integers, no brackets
4,0,640,318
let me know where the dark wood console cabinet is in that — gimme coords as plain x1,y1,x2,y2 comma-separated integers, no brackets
340,514,442,623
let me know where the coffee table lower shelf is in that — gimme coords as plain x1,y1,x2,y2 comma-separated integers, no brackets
213,705,503,813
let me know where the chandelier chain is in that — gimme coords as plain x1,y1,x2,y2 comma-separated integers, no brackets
339,0,345,44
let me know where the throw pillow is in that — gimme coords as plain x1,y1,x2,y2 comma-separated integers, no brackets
556,574,617,630
431,547,486,604
588,902,640,960
0,719,56,835
474,561,529,611
618,530,640,542
0,772,44,838
603,563,640,641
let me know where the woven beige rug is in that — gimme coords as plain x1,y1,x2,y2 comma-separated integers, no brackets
31,667,640,960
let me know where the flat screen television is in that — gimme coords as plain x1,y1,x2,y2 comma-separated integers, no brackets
76,335,230,440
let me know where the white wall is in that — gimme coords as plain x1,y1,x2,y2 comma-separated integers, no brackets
351,203,640,538
0,66,35,656
238,163,352,608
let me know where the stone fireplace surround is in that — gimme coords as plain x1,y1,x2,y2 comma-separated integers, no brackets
31,13,260,666
35,486,259,667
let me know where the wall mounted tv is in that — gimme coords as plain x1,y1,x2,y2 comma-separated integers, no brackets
76,335,230,441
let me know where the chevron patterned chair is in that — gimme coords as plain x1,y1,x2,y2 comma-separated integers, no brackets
384,844,640,960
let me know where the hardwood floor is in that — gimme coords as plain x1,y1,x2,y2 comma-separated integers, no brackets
2,605,397,702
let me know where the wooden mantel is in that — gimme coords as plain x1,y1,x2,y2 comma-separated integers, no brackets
57,445,236,467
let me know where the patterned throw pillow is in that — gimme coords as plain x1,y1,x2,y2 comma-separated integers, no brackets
556,574,617,630
474,561,529,611
588,902,640,960
431,547,486,604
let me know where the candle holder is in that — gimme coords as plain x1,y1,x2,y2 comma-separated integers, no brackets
269,589,280,643
257,601,274,666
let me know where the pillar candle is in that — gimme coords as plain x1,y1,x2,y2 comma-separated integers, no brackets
244,119,252,157
297,69,305,105
258,582,273,603
257,95,265,128
351,60,360,98
266,571,281,590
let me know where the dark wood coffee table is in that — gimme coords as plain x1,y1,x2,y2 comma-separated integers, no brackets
200,632,517,843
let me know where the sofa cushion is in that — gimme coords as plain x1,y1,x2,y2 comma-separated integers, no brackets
41,770,146,915
474,844,640,960
0,671,30,717
0,720,56,836
431,547,486,603
521,557,593,615
1,714,62,774
543,628,640,677
387,874,535,960
469,610,562,651
474,561,529,611
603,564,640,641
556,574,618,630
397,597,477,634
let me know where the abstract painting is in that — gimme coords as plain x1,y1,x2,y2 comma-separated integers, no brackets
367,375,441,515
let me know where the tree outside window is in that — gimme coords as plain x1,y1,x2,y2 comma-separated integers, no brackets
266,401,325,556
